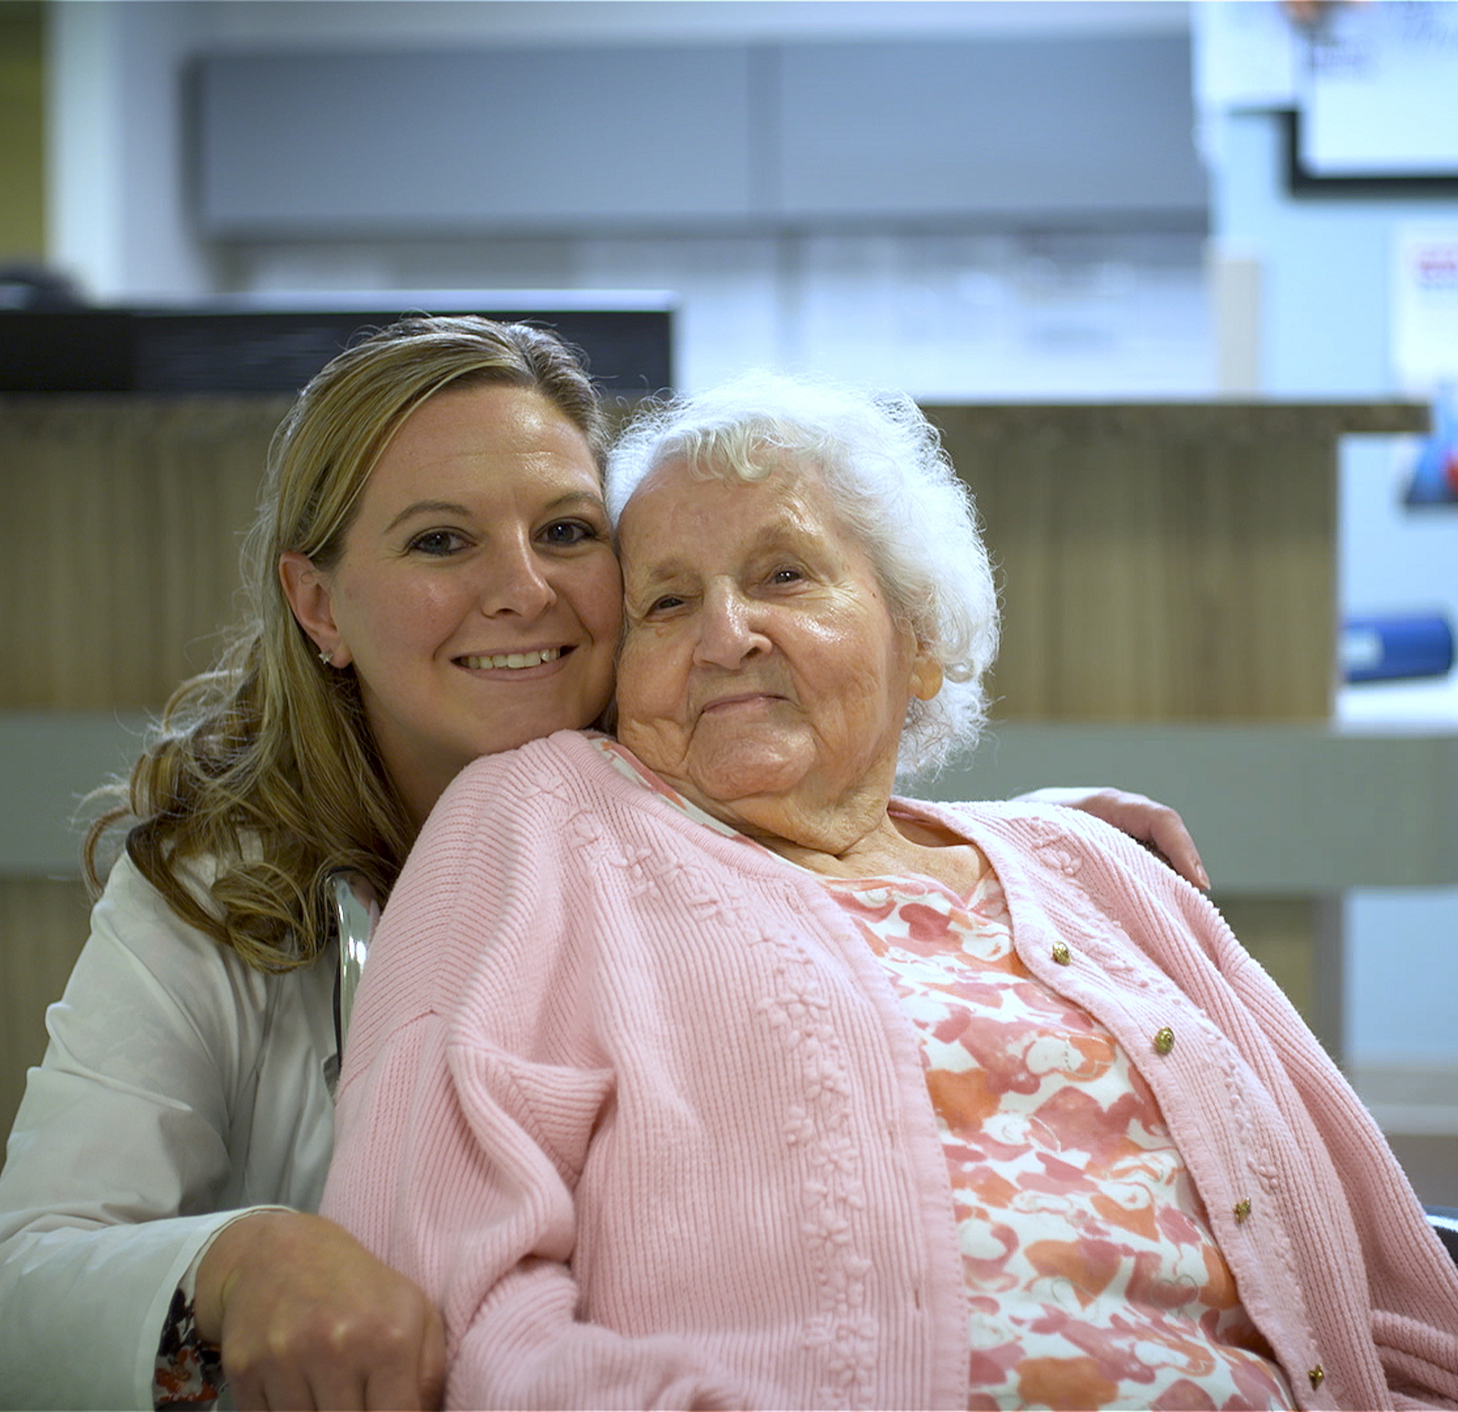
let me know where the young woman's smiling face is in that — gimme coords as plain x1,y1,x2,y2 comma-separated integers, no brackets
283,382,621,823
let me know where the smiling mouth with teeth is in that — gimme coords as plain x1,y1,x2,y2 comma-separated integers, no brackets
458,647,565,671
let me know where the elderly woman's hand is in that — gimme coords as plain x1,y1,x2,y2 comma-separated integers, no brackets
1017,786,1210,890
194,1209,446,1410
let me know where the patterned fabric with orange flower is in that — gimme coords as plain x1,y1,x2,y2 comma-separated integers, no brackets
821,866,1295,1412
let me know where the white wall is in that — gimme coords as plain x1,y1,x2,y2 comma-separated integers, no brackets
229,228,1212,399
46,1,216,299
1196,6,1458,1073
44,0,1211,399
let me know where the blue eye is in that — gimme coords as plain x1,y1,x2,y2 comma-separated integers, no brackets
409,529,469,556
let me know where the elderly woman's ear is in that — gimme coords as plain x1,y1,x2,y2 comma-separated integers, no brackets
910,643,943,702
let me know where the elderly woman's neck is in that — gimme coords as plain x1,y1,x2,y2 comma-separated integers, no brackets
771,817,990,897
690,780,989,892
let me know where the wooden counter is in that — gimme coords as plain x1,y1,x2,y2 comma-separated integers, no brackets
0,396,1435,1131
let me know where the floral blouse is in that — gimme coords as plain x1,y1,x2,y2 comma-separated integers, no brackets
154,1272,222,1406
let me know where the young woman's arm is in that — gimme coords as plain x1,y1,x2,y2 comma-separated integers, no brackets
1018,785,1209,888
0,854,439,1411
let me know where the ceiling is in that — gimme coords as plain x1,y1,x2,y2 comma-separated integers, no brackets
194,1,1192,50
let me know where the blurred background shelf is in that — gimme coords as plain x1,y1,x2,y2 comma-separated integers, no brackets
937,720,1458,894
10,714,1452,892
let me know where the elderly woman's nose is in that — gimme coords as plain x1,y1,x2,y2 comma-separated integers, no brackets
477,537,555,618
693,584,769,667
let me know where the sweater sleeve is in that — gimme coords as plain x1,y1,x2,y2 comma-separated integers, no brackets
321,743,751,1411
328,1015,746,1411
1084,829,1458,1405
1170,884,1458,1406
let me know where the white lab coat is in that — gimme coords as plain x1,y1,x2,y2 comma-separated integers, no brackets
0,853,337,1410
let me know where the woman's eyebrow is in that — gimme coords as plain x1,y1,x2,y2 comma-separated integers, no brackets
383,500,473,534
627,558,684,590
383,490,606,536
547,490,610,515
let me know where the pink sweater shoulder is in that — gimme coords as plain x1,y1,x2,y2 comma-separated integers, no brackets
326,731,969,1409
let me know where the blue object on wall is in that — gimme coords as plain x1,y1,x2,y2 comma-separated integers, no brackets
1342,613,1455,682
1405,384,1458,507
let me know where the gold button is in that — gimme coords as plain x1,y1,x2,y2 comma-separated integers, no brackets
1051,941,1072,965
1308,1365,1324,1390
1153,1026,1175,1055
1233,1198,1252,1223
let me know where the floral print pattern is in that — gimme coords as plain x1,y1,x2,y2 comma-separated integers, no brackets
154,1282,222,1407
822,866,1292,1411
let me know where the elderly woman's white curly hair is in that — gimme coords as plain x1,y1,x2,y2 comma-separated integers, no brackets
605,370,1000,779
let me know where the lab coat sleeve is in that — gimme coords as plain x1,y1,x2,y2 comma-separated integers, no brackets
0,855,282,1411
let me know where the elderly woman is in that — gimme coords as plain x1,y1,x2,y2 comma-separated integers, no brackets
320,372,1458,1410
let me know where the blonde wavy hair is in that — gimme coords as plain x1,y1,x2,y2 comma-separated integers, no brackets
85,316,607,972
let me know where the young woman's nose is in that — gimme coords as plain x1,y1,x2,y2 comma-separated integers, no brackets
477,535,555,618
694,583,770,668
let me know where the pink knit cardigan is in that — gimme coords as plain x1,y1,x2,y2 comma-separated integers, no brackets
322,731,1458,1410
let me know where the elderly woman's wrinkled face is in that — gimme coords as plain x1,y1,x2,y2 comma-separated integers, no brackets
615,458,941,831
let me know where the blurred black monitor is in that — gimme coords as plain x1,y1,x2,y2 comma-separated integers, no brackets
0,295,674,396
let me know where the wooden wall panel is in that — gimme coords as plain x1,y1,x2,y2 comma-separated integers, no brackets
0,878,91,1142
925,403,1425,723
0,397,290,710
0,398,287,1143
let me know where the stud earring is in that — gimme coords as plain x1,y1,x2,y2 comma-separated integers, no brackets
319,650,333,666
